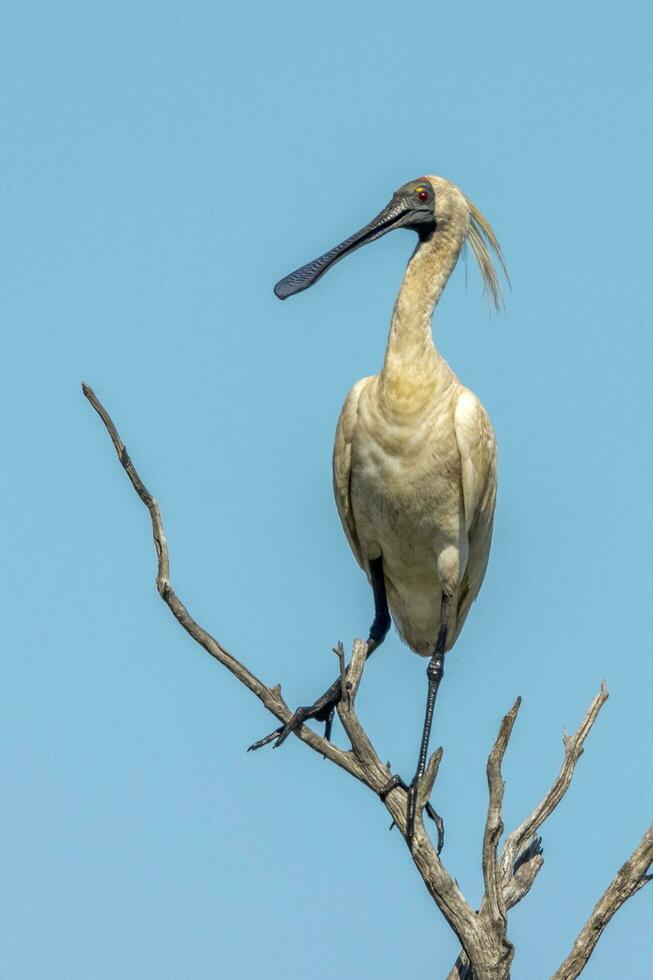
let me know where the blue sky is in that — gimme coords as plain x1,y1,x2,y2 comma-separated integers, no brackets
2,1,652,977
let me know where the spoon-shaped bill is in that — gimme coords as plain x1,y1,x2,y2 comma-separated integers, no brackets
274,198,407,300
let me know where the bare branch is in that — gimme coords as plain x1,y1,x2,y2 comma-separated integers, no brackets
482,698,521,933
448,687,623,980
84,384,651,980
346,637,368,701
83,383,494,975
469,698,521,979
332,641,347,700
503,835,543,909
416,746,444,812
500,684,609,886
335,640,388,783
552,823,653,979
82,383,362,783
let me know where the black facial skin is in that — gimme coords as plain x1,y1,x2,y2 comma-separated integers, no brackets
274,179,437,300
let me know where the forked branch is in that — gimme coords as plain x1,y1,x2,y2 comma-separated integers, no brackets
82,383,482,965
499,684,609,888
83,383,651,980
448,687,652,980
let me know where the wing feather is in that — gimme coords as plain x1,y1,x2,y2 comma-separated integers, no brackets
332,377,371,568
453,389,498,633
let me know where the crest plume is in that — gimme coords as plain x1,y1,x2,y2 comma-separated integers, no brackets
464,196,510,312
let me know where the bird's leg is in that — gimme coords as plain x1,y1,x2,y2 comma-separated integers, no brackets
320,555,390,738
247,676,342,752
406,595,450,846
379,772,445,854
388,593,450,850
247,557,390,752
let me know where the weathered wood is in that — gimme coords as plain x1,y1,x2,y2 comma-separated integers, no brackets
551,824,653,980
83,383,651,980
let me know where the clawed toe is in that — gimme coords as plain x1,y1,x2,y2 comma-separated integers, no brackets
247,684,341,753
425,802,445,854
379,773,444,853
247,708,308,753
247,724,285,752
379,773,410,799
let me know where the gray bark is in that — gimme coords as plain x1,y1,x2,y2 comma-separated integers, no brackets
83,382,652,980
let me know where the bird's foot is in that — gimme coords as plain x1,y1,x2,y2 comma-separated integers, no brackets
379,774,445,854
247,679,341,752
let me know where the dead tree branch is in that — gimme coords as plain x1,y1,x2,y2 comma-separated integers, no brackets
447,685,652,980
83,383,651,980
500,684,609,889
480,699,521,973
551,823,653,980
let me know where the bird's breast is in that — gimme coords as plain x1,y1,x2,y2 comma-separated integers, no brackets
349,377,464,564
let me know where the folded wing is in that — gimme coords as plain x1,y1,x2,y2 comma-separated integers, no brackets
332,377,372,569
453,389,498,635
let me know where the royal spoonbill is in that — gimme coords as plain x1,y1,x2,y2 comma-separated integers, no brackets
249,175,507,845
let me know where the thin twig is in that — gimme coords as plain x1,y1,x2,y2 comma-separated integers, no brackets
551,823,653,980
332,641,348,703
482,698,521,934
448,686,615,980
83,383,651,980
82,383,361,782
503,836,543,909
82,383,493,975
500,684,609,886
416,747,444,812
334,639,388,784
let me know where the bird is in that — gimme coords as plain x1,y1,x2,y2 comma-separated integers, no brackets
249,175,508,846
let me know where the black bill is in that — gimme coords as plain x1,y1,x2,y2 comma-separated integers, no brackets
274,197,410,300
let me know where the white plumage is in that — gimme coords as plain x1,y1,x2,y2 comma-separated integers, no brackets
251,174,507,842
333,176,500,658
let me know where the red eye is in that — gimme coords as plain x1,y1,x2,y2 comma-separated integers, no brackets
417,190,429,202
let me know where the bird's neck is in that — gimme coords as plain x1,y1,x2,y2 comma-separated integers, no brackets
380,223,465,404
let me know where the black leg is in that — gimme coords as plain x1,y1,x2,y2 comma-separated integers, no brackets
405,593,451,848
247,676,342,752
380,772,445,854
247,557,391,752
366,555,392,654
319,556,391,737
